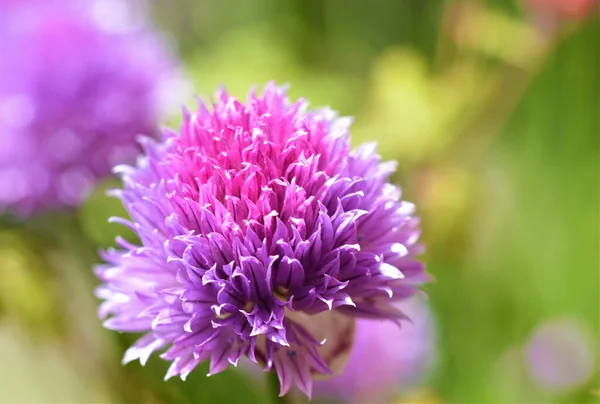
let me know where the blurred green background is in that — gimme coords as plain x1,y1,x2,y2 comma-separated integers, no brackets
1,0,598,403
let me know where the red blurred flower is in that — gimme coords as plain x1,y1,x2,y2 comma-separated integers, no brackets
524,0,598,22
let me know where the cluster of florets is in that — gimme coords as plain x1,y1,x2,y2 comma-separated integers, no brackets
96,83,428,397
0,0,177,215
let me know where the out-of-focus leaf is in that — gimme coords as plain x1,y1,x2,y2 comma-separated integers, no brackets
0,231,63,337
78,177,138,248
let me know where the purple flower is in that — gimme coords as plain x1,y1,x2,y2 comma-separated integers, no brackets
0,0,178,216
525,318,597,393
96,83,429,397
313,298,436,402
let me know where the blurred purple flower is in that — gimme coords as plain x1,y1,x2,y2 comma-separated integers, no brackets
313,297,436,403
525,318,597,393
313,298,435,402
96,83,429,398
0,0,179,216
523,0,598,22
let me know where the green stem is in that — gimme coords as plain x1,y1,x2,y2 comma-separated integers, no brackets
267,371,287,404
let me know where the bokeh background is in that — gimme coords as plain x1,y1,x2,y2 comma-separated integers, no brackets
1,0,598,403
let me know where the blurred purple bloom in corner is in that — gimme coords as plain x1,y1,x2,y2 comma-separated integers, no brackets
313,298,436,403
0,0,181,216
525,318,597,393
96,83,429,398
